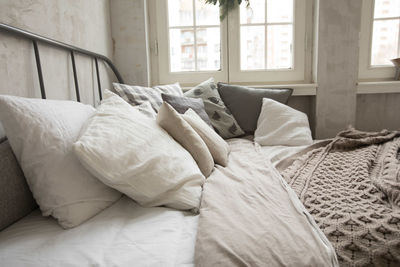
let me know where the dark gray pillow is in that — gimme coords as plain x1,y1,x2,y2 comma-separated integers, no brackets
161,93,213,127
217,83,293,133
0,138,37,231
185,79,245,139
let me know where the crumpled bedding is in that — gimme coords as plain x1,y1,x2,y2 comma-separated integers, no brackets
195,138,338,267
279,128,400,266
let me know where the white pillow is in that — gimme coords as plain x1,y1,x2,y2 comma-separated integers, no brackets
0,95,122,229
73,90,205,211
254,98,313,146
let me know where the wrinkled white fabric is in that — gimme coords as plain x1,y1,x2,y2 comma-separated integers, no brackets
74,90,204,211
0,95,121,229
255,98,313,146
0,197,198,267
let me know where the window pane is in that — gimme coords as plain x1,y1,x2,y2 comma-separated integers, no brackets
371,19,400,65
195,0,219,26
374,0,400,19
168,0,193,27
170,29,195,72
267,24,293,69
197,28,221,70
267,0,293,23
240,0,265,24
241,26,265,70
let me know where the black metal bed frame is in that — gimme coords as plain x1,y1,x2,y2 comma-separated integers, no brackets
0,23,124,101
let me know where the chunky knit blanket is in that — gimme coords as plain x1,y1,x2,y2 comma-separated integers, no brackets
278,128,400,267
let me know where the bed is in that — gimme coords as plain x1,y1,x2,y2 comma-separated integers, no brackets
0,23,399,267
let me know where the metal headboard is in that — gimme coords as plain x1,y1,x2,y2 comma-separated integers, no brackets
0,23,124,101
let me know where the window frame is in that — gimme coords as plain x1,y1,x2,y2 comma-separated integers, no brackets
154,0,229,85
227,0,307,83
359,0,399,80
150,0,311,86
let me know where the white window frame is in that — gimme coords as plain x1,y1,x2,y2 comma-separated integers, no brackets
227,0,307,83
150,0,311,86
154,0,228,85
359,0,399,80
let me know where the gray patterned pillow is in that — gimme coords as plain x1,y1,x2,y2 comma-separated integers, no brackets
113,82,183,112
184,78,244,139
162,93,213,127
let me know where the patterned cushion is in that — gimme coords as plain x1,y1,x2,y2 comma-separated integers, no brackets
161,93,212,127
113,82,183,112
0,139,37,231
185,78,244,139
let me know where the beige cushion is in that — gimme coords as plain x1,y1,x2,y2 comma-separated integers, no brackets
182,109,230,167
157,102,214,177
74,91,204,211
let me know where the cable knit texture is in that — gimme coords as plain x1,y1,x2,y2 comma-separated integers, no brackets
280,128,400,267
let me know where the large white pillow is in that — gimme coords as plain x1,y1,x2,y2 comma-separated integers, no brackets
73,90,205,211
0,95,122,229
254,98,313,146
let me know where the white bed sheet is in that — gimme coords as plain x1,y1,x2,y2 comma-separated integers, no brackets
258,144,309,166
0,196,198,267
0,143,312,267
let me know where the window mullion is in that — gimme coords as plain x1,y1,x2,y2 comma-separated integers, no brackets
398,18,400,56
264,0,268,69
193,0,198,71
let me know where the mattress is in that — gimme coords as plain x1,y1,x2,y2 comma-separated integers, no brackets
0,196,198,267
0,144,306,267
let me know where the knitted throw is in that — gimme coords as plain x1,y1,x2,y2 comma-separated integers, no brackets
279,128,400,267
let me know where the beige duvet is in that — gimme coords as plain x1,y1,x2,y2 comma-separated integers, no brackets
195,138,338,267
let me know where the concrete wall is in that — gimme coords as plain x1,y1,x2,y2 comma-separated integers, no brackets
314,0,362,138
110,0,150,86
0,0,114,103
356,93,400,131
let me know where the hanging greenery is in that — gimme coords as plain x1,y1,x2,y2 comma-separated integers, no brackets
205,0,250,21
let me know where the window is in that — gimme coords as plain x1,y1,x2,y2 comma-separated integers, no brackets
359,0,400,80
168,0,221,72
152,0,310,85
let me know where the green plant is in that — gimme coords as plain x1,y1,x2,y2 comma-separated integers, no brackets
205,0,250,21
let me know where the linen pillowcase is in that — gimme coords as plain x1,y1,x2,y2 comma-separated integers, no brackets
133,101,156,119
254,98,313,146
113,82,183,112
161,93,212,127
182,109,230,167
73,90,205,211
184,78,244,139
157,102,214,177
0,95,122,229
218,83,293,133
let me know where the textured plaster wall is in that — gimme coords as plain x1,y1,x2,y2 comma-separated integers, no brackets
0,0,113,103
356,93,400,131
314,0,362,138
110,0,150,86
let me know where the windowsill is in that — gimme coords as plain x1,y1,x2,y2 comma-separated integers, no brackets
181,83,317,96
357,81,400,94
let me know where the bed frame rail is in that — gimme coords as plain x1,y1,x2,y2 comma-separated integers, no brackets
0,23,124,101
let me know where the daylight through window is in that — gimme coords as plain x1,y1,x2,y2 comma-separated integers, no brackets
370,0,400,66
240,0,293,70
168,0,221,72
